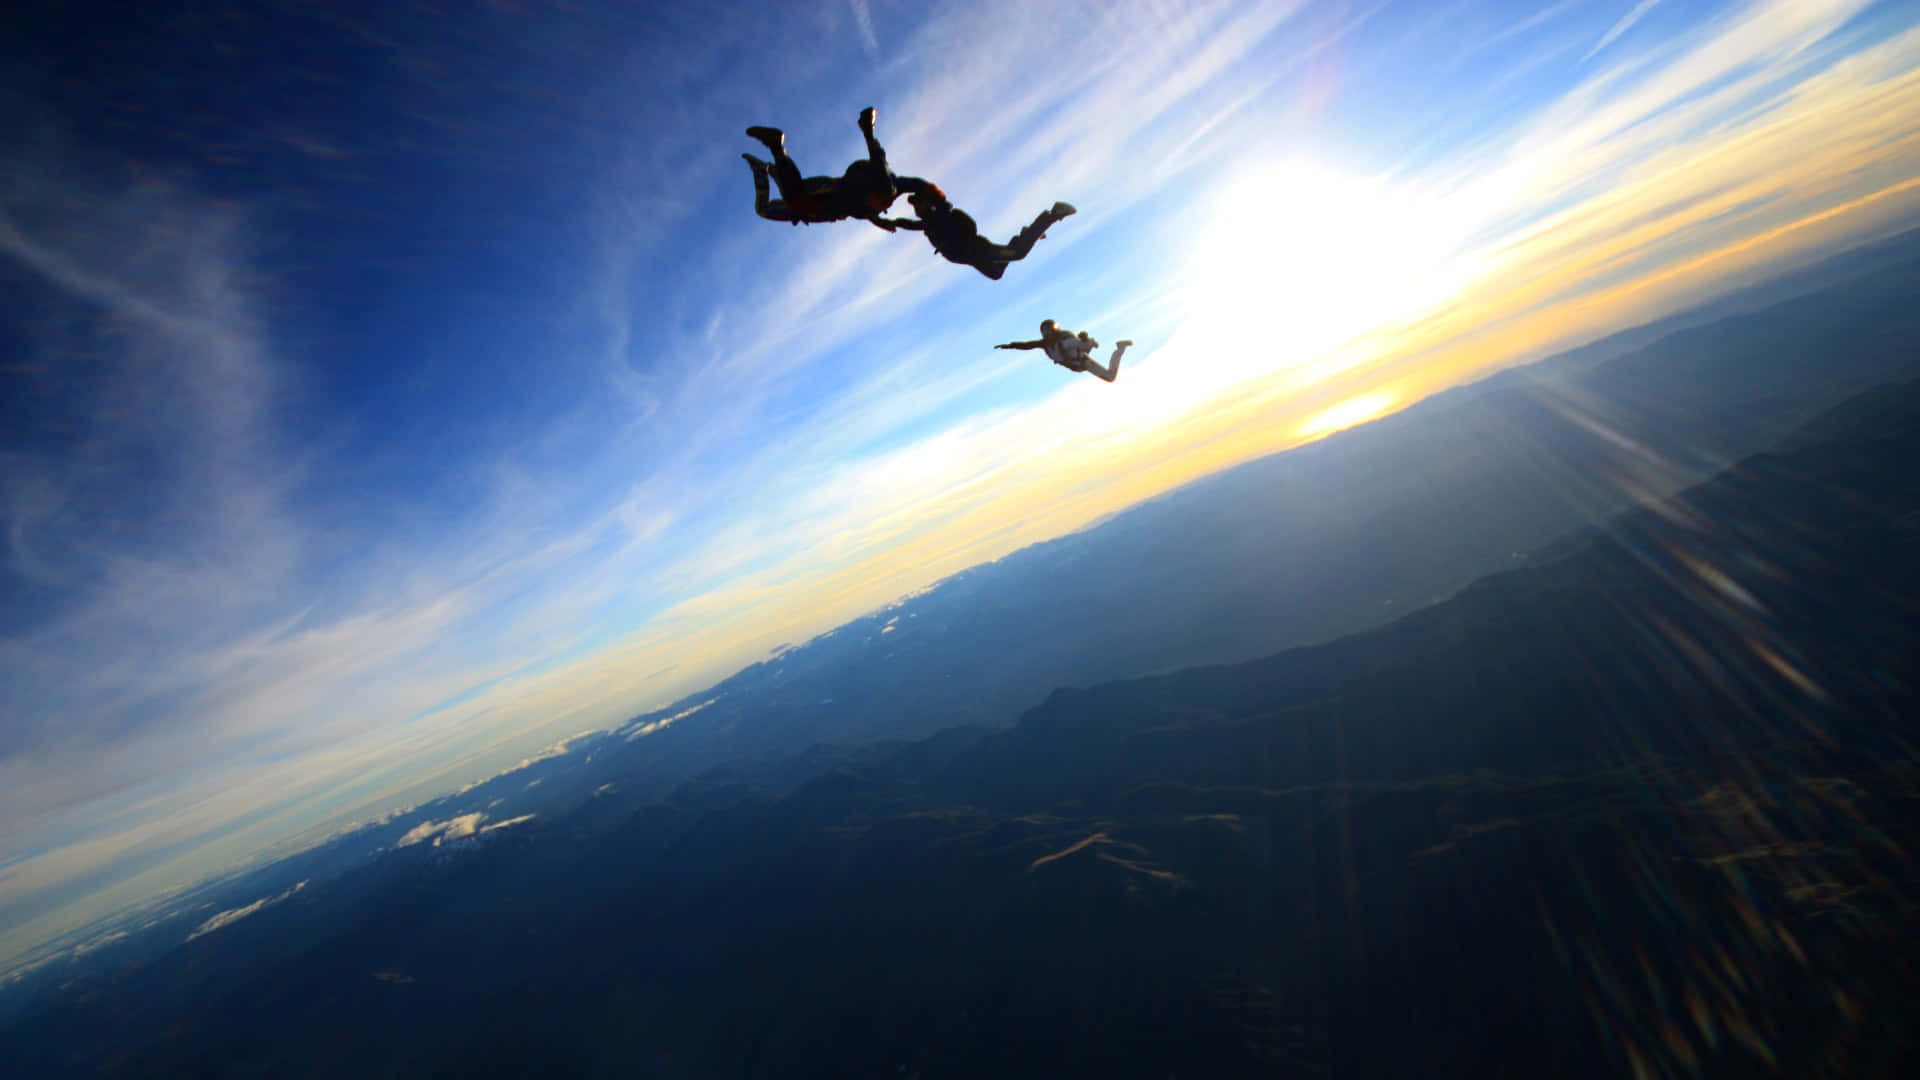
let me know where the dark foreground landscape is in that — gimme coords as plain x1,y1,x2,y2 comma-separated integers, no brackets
5,264,1920,1076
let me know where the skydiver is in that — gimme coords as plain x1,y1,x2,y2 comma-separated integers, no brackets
996,320,1133,382
741,106,935,231
891,190,1076,280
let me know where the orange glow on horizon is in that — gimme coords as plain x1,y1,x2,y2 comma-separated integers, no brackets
1300,393,1393,437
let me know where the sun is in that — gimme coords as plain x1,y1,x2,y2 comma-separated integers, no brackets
1174,157,1470,389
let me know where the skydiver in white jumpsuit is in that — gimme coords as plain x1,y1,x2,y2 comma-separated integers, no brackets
996,320,1132,382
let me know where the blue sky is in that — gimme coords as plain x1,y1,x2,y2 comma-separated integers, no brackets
4,0,1920,977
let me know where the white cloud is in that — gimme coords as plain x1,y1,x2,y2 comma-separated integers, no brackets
393,811,533,853
185,880,306,942
67,930,128,960
623,698,715,741
483,814,535,834
395,814,486,849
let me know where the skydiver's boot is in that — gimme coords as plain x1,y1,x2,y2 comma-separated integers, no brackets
745,126,786,155
1004,203,1076,260
855,107,888,174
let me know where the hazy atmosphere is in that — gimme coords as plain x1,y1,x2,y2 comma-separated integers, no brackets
5,0,1920,1033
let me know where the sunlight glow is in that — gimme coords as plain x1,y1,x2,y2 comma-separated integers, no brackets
1171,157,1478,394
1299,393,1394,437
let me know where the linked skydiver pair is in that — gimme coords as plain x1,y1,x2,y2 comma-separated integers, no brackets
742,107,1075,280
741,107,939,232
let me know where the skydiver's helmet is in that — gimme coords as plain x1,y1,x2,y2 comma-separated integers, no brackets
908,189,951,217
1040,319,1057,334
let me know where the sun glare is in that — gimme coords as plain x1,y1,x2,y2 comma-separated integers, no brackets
1174,158,1473,392
1300,393,1393,437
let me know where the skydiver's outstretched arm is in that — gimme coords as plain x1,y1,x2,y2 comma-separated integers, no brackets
995,340,1047,351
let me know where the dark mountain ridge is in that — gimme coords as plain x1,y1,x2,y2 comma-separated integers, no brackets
947,377,1920,805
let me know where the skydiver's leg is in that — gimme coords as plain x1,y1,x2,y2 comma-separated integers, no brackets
753,160,837,222
1083,340,1131,383
745,126,809,202
770,158,808,202
743,155,795,222
999,201,1079,260
963,238,1010,280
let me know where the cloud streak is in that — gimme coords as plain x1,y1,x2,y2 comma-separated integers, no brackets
187,880,306,942
1586,0,1668,61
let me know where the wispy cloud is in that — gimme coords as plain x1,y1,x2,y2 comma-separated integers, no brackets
849,0,881,64
1586,0,1668,61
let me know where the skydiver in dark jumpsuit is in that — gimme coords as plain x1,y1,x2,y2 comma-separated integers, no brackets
741,107,936,231
890,190,1077,279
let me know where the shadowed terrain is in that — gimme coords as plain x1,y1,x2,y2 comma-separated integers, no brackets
5,369,1917,1075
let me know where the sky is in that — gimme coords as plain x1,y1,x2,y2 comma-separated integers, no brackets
4,0,1920,978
